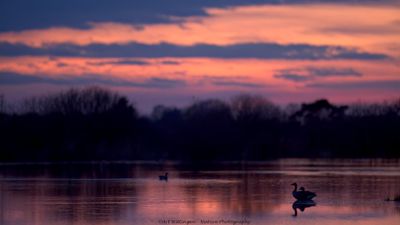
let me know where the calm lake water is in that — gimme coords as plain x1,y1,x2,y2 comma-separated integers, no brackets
0,159,399,225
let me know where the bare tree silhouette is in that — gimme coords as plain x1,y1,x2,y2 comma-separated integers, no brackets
0,88,399,162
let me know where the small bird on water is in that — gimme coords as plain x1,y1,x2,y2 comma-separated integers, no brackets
159,172,168,181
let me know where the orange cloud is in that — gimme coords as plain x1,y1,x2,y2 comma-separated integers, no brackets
0,4,399,57
0,56,398,90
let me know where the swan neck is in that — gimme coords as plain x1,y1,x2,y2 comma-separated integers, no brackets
293,184,297,192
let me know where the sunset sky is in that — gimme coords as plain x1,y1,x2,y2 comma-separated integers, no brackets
0,0,399,112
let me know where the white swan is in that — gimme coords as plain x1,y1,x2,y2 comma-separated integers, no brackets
291,183,316,200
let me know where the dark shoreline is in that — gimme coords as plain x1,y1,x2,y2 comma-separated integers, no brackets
1,158,400,166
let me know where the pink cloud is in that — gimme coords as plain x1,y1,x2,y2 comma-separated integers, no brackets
0,4,399,57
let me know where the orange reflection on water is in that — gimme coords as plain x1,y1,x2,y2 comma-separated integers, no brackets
0,161,400,225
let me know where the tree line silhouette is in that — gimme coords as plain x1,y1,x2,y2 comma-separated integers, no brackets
0,87,399,162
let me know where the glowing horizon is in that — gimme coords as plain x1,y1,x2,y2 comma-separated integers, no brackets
0,1,399,111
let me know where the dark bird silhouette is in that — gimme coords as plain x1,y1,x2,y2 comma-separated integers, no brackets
385,195,400,201
291,183,316,200
159,172,168,181
292,200,316,217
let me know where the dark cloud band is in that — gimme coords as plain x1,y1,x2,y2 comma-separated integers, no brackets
0,42,388,60
275,67,364,82
1,0,392,31
0,72,186,89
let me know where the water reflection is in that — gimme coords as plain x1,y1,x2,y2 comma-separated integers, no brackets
0,159,399,225
292,200,316,217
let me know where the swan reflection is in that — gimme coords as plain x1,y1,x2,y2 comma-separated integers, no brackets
292,200,316,217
